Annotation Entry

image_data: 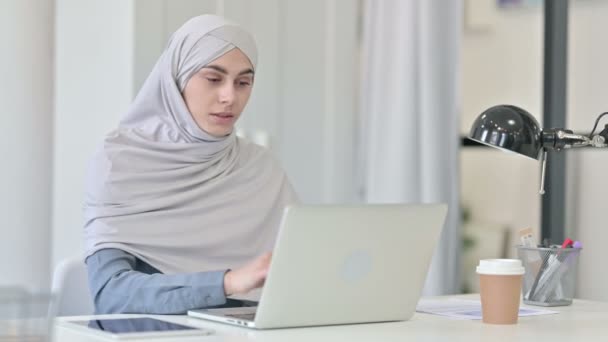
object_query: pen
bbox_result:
[536,239,582,302]
[529,238,567,302]
[518,228,542,300]
[528,249,551,301]
[563,241,582,265]
[557,238,574,263]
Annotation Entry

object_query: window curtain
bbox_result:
[359,0,462,294]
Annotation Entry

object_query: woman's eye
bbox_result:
[206,78,221,83]
[237,80,252,86]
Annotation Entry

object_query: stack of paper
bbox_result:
[416,298,558,320]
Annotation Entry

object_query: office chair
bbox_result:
[51,256,95,316]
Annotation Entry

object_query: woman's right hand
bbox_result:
[223,252,272,296]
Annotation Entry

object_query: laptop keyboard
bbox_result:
[226,313,256,321]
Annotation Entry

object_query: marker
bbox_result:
[561,238,573,249]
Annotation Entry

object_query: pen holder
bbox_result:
[0,287,55,341]
[516,245,581,306]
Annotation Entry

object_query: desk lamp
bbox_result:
[468,105,608,194]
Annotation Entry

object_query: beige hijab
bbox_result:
[83,15,298,274]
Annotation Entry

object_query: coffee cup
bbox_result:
[476,259,525,324]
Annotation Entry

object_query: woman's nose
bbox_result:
[219,84,235,104]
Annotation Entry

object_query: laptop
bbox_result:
[188,203,448,329]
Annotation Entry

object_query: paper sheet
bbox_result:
[416,298,558,320]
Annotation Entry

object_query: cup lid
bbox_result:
[476,259,525,275]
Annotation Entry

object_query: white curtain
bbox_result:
[359,0,462,294]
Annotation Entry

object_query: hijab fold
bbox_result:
[83,15,297,274]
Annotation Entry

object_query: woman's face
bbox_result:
[182,48,254,137]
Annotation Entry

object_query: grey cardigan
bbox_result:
[86,248,228,314]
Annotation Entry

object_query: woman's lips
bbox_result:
[210,112,235,124]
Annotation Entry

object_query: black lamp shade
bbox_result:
[469,105,543,160]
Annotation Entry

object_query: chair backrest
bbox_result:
[51,257,94,316]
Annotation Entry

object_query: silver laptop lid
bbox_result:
[254,203,448,329]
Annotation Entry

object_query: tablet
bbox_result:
[60,317,213,339]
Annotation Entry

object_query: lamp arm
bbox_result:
[542,129,607,150]
[591,126,608,147]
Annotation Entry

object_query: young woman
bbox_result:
[83,15,298,314]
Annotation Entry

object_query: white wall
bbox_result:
[0,0,54,290]
[572,151,608,300]
[567,0,608,301]
[461,0,608,300]
[277,0,359,203]
[461,3,543,259]
[462,6,544,132]
[52,0,134,266]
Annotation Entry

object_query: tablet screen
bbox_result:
[73,317,198,334]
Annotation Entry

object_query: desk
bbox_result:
[54,294,608,342]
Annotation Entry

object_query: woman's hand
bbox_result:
[223,252,272,296]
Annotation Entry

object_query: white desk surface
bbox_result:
[54,294,608,342]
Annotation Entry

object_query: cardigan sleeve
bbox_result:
[85,248,228,314]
